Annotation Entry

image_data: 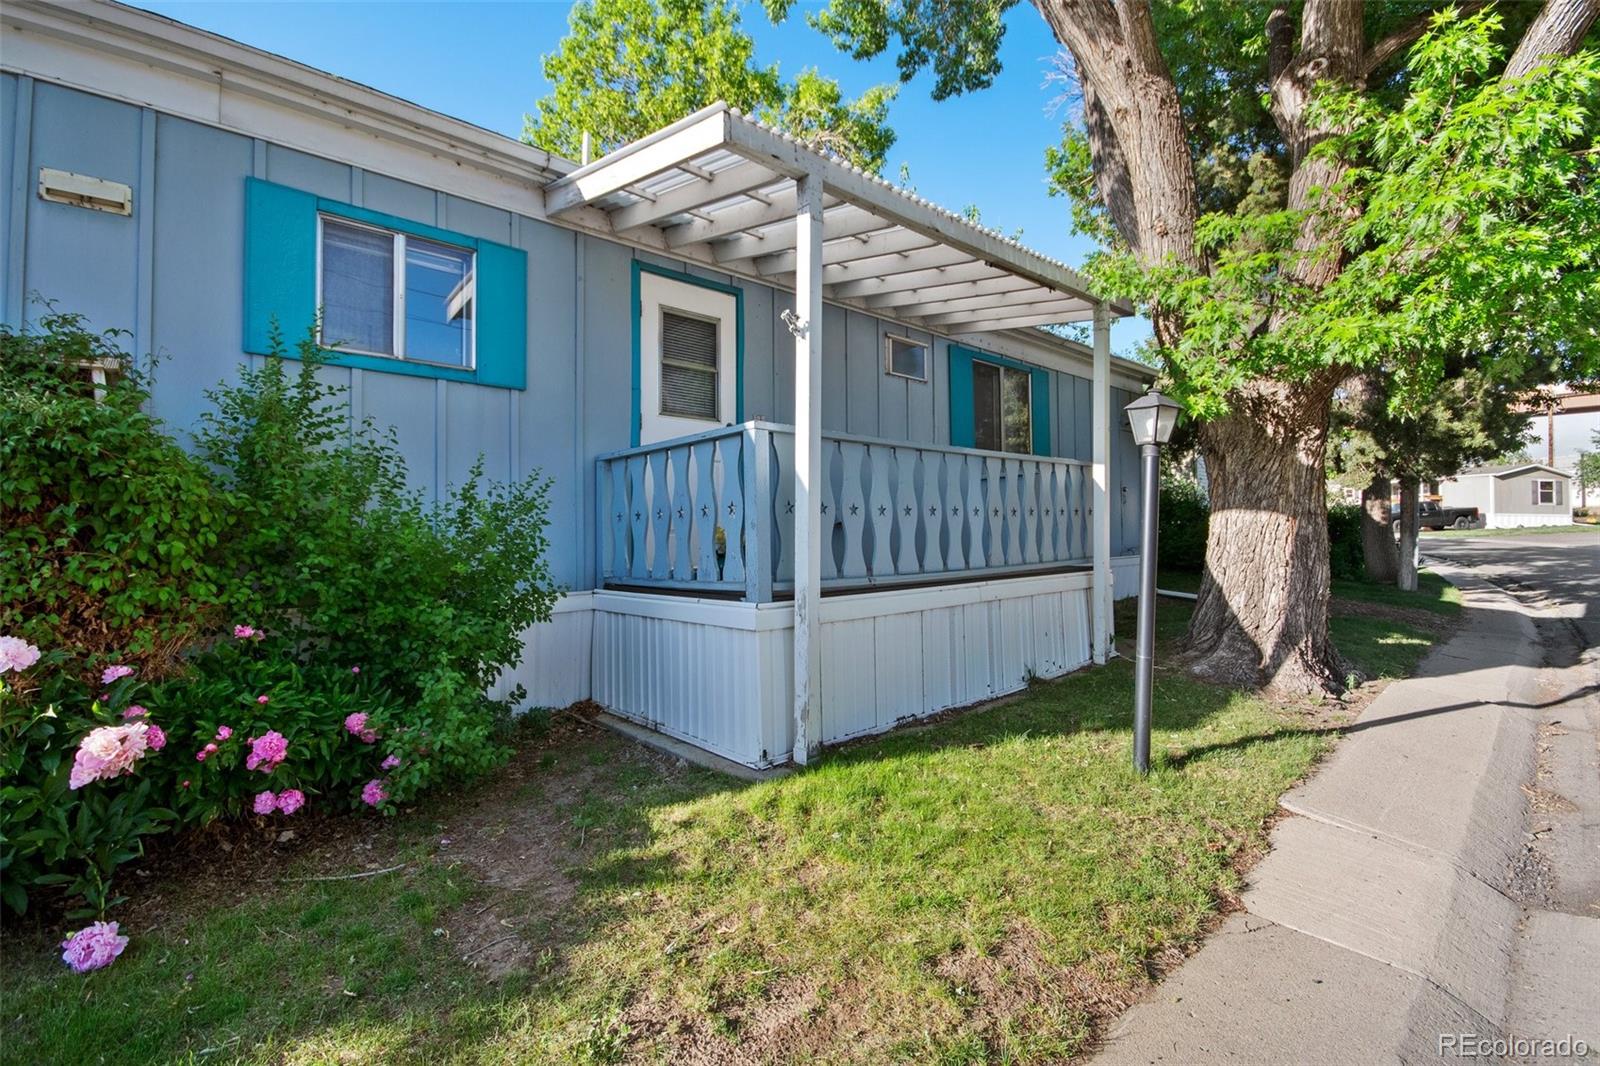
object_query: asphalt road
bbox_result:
[1421,531,1600,654]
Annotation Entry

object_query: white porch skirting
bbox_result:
[1485,513,1573,529]
[498,557,1140,769]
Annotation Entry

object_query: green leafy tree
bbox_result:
[526,0,897,172]
[778,0,1599,693]
[1577,430,1600,507]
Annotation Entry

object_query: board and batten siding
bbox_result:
[2,75,1143,598]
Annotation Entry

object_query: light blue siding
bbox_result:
[0,78,1144,592]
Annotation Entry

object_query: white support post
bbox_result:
[1091,302,1113,664]
[792,171,825,764]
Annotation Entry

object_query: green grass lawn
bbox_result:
[0,583,1454,1066]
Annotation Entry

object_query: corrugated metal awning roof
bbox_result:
[542,103,1123,333]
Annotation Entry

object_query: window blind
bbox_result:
[660,310,719,419]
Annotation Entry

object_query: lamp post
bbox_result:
[1124,389,1183,775]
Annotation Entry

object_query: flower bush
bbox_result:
[2,314,559,934]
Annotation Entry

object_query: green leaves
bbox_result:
[525,0,899,172]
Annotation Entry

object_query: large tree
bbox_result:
[773,0,1599,694]
[526,0,898,172]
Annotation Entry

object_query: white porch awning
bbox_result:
[542,103,1120,333]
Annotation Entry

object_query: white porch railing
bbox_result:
[595,421,1094,601]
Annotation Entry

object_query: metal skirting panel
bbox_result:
[1485,513,1573,529]
[492,595,594,709]
[817,580,1092,746]
[590,598,790,768]
[581,572,1104,768]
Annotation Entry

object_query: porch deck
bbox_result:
[596,421,1096,602]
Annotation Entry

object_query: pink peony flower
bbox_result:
[100,665,134,685]
[196,742,218,762]
[145,724,166,751]
[0,635,42,674]
[277,789,305,815]
[253,791,277,815]
[180,779,191,789]
[60,921,129,973]
[69,724,150,789]
[121,705,149,719]
[245,731,288,773]
[351,666,361,675]
[216,726,233,741]
[380,754,402,771]
[361,779,388,807]
[233,625,257,639]
[344,712,378,743]
[256,695,269,705]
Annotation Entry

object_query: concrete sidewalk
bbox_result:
[1092,563,1599,1065]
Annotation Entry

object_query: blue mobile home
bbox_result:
[3,0,1151,768]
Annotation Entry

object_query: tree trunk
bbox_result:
[1504,0,1600,80]
[1361,475,1398,584]
[1397,479,1420,592]
[1188,381,1344,695]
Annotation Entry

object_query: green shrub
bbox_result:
[1157,471,1210,572]
[0,660,174,918]
[2,317,559,918]
[0,312,230,678]
[191,326,558,803]
[1325,503,1365,581]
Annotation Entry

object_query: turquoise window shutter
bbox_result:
[243,177,317,354]
[1030,367,1051,456]
[948,344,976,448]
[472,239,528,390]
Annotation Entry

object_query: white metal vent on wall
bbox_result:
[38,168,132,216]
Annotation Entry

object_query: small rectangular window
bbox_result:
[659,309,719,419]
[318,215,475,367]
[971,360,1032,454]
[1534,479,1556,505]
[885,335,928,381]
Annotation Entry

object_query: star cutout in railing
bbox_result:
[903,505,913,516]
[877,505,887,516]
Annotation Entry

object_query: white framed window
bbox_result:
[1534,479,1558,505]
[971,359,1032,454]
[885,334,928,381]
[317,215,475,369]
[638,272,738,444]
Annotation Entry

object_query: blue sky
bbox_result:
[131,0,1149,351]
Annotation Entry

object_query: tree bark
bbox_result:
[1188,377,1345,695]
[1361,475,1399,583]
[1396,479,1420,592]
[1504,0,1600,81]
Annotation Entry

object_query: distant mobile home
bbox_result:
[1436,464,1574,529]
[2,0,1151,768]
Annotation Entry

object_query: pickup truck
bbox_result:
[1391,501,1481,530]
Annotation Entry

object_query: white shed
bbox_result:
[1437,463,1574,529]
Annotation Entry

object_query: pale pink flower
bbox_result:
[69,724,149,789]
[233,625,257,639]
[380,754,402,771]
[145,724,167,751]
[253,791,277,815]
[195,742,218,762]
[344,712,377,743]
[245,731,288,773]
[0,636,42,674]
[361,779,388,807]
[351,666,361,675]
[277,789,305,815]
[216,726,233,741]
[60,922,129,972]
[256,695,269,705]
[100,665,134,685]
[121,705,149,719]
